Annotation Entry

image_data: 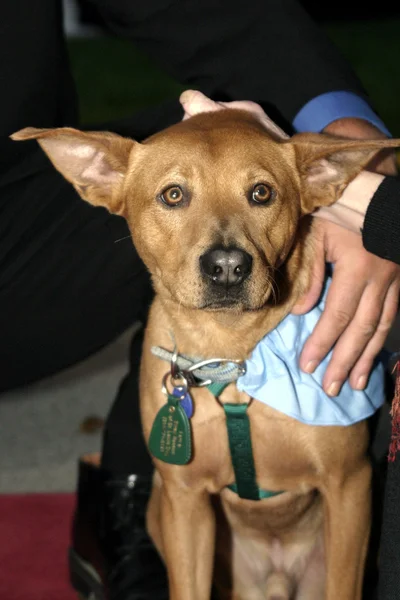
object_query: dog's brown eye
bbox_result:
[160,186,184,206]
[251,183,274,204]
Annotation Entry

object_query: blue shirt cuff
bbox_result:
[292,91,391,137]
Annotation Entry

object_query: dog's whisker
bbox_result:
[114,235,133,244]
[264,272,278,306]
[271,280,279,305]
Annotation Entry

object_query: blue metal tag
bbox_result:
[172,386,193,419]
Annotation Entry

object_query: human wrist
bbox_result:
[338,171,385,213]
[292,92,390,137]
[314,172,385,234]
[323,117,387,140]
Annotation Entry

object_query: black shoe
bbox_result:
[69,454,168,600]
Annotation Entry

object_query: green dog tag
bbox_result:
[148,396,192,465]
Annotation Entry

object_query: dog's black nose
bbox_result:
[200,246,252,287]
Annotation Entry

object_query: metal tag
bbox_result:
[172,385,194,419]
[148,395,192,465]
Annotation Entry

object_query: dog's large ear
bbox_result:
[11,127,137,214]
[289,133,400,214]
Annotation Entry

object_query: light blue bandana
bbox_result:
[237,279,385,426]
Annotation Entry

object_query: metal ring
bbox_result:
[161,371,188,397]
[216,395,253,409]
[170,346,180,379]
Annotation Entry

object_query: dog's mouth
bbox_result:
[197,262,289,312]
[198,280,275,312]
[199,296,248,311]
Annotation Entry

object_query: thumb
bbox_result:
[180,90,223,120]
[291,239,325,315]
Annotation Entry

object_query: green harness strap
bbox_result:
[224,403,260,500]
[207,382,283,502]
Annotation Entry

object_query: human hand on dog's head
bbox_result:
[180,90,289,141]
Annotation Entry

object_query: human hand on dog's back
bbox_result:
[181,91,400,396]
[292,117,399,396]
[292,219,400,396]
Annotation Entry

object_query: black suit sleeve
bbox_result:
[0,0,79,173]
[92,0,369,127]
[362,177,400,265]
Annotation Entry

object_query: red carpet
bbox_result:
[0,493,77,600]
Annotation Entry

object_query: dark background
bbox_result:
[78,1,400,25]
[69,1,400,135]
[301,2,400,21]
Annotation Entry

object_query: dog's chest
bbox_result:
[214,485,324,595]
[142,352,321,494]
[178,386,319,495]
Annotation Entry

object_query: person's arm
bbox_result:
[317,172,400,265]
[292,108,399,396]
[316,171,385,234]
[91,0,371,127]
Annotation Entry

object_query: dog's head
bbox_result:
[12,111,399,312]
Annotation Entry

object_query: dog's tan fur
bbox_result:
[13,111,400,599]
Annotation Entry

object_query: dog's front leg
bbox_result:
[323,460,372,600]
[160,481,216,600]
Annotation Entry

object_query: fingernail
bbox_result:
[327,381,340,397]
[355,375,367,390]
[304,360,318,374]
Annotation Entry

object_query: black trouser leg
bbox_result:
[0,147,152,392]
[378,456,400,599]
[101,327,154,476]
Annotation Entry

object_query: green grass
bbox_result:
[68,18,400,134]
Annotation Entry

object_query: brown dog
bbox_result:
[12,111,400,599]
